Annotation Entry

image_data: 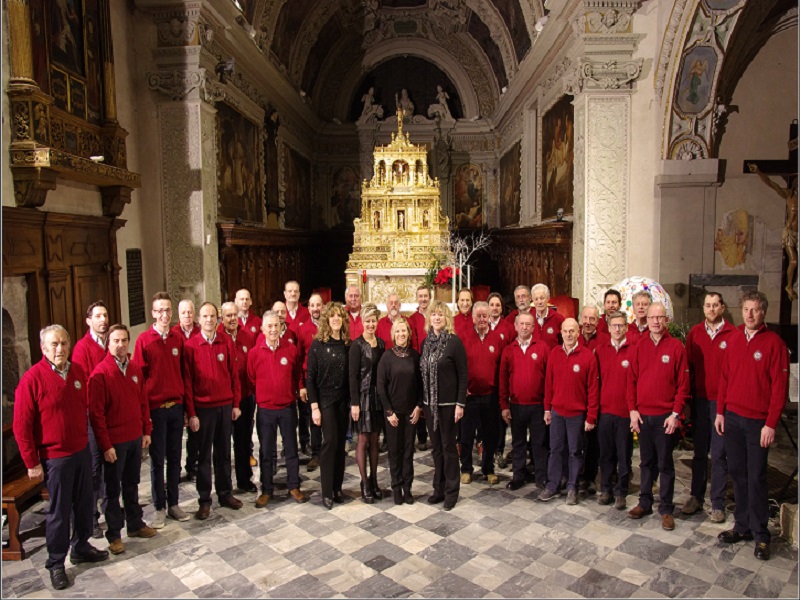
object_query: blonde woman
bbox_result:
[307,302,351,509]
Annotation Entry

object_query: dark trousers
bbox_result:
[149,403,183,510]
[195,404,233,505]
[598,413,633,497]
[298,398,311,448]
[459,395,498,476]
[416,414,428,444]
[638,413,676,515]
[725,411,771,543]
[258,403,301,494]
[42,446,94,570]
[497,415,508,456]
[424,404,460,504]
[86,417,105,526]
[546,410,585,493]
[103,437,145,541]
[510,403,548,485]
[319,401,349,498]
[581,427,599,486]
[185,428,199,474]
[233,395,256,488]
[385,410,416,492]
[690,398,728,510]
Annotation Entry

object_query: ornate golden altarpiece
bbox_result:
[345,110,451,305]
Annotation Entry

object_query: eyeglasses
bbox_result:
[646,315,667,321]
[153,308,172,315]
[608,323,627,329]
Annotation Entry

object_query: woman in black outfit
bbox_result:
[307,302,350,509]
[349,303,385,504]
[377,318,422,505]
[420,300,468,510]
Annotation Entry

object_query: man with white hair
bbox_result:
[345,285,364,339]
[172,299,200,340]
[627,290,651,344]
[531,283,565,348]
[283,280,310,333]
[377,292,416,349]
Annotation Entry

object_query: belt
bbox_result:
[159,401,177,409]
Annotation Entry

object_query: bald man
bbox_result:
[235,289,261,336]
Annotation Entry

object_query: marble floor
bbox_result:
[2,420,797,599]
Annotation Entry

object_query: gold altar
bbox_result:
[345,110,451,305]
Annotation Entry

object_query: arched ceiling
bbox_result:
[243,0,545,122]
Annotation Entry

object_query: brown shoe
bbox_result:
[219,495,243,510]
[289,488,308,504]
[307,457,319,471]
[627,505,653,519]
[255,494,270,508]
[108,539,125,555]
[196,504,211,520]
[128,525,157,538]
[249,455,258,467]
[662,514,675,531]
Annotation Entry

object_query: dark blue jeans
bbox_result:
[257,404,300,494]
[149,403,184,510]
[598,413,633,497]
[690,398,728,510]
[638,413,676,515]
[546,410,585,493]
[103,437,145,541]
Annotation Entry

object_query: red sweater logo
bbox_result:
[74,380,82,389]
[753,351,762,361]
[172,347,179,356]
[217,353,224,361]
[661,355,670,363]
[573,364,580,373]
[719,341,727,349]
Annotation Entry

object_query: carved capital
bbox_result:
[152,2,202,47]
[147,69,210,102]
[582,1,639,34]
[12,166,59,208]
[578,58,643,90]
[101,186,133,218]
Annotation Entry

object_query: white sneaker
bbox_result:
[151,509,166,529]
[168,505,190,522]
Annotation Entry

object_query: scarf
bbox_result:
[421,330,450,432]
[391,344,410,358]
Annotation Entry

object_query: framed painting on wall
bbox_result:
[217,102,263,223]
[541,94,574,220]
[454,163,483,229]
[284,146,312,229]
[500,142,521,228]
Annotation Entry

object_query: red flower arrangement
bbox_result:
[434,266,460,285]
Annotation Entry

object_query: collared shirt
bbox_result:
[225,328,237,344]
[114,356,129,376]
[202,332,217,344]
[637,321,648,332]
[474,327,488,341]
[490,318,502,330]
[48,359,71,380]
[153,323,169,341]
[649,333,665,346]
[535,310,547,327]
[611,337,627,351]
[744,327,757,342]
[562,343,578,356]
[350,310,360,319]
[705,319,725,340]
[239,313,249,327]
[91,331,105,349]
[266,340,279,352]
[179,325,194,339]
[517,337,531,353]
[287,305,298,319]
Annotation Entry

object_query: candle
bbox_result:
[362,270,367,283]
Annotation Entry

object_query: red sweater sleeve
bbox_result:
[88,367,113,452]
[13,369,43,469]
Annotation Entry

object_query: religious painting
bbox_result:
[49,0,85,77]
[500,142,521,228]
[83,0,104,123]
[676,45,718,116]
[714,209,767,270]
[329,166,361,229]
[283,146,312,229]
[217,102,262,223]
[454,163,483,229]
[30,0,50,94]
[541,95,575,220]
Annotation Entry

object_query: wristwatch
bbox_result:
[670,412,680,420]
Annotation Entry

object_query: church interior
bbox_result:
[1,0,798,598]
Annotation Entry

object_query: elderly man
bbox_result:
[89,324,156,555]
[236,288,261,336]
[284,280,310,333]
[407,285,430,353]
[532,283,565,349]
[183,302,243,519]
[298,293,324,466]
[716,291,789,561]
[377,293,416,349]
[132,292,191,527]
[539,318,599,505]
[627,290,651,344]
[499,312,550,490]
[596,289,622,335]
[346,285,364,339]
[627,302,690,531]
[170,299,201,481]
[503,285,533,327]
[682,292,736,522]
[459,301,504,485]
[488,291,513,467]
[579,305,609,351]
[14,325,109,590]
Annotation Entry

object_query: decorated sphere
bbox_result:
[611,276,674,323]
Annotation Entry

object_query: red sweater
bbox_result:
[463,327,504,396]
[182,333,241,416]
[503,308,532,328]
[71,331,106,379]
[407,310,427,352]
[490,318,515,346]
[218,324,256,398]
[580,330,610,351]
[240,313,262,337]
[685,320,738,401]
[626,332,690,416]
[255,326,298,349]
[597,317,609,335]
[595,339,636,418]
[297,320,319,382]
[131,326,185,409]
[376,316,418,350]
[454,312,473,339]
[247,341,302,409]
[499,339,550,410]
[348,312,364,339]
[286,304,311,333]
[544,344,599,423]
[534,308,565,349]
[14,359,89,468]
[717,325,789,429]
[88,353,151,450]
[171,322,200,340]
[626,322,649,345]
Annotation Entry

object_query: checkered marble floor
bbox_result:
[2,431,797,598]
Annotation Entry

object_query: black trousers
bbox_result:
[638,413,676,515]
[510,403,548,486]
[416,414,428,444]
[598,413,633,497]
[385,410,416,492]
[86,417,105,526]
[319,401,349,498]
[149,403,183,510]
[233,394,256,488]
[298,398,311,447]
[195,404,234,505]
[690,398,728,510]
[725,410,771,543]
[496,414,508,456]
[424,404,460,504]
[258,404,301,494]
[581,427,600,486]
[185,428,199,474]
[42,445,94,570]
[546,410,585,493]
[459,395,498,476]
[103,437,145,541]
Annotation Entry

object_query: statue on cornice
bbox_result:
[358,86,384,123]
[428,85,452,120]
[395,89,415,116]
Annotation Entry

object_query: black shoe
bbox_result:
[361,481,375,504]
[91,524,103,539]
[404,491,414,505]
[506,479,525,491]
[322,497,334,510]
[332,490,344,504]
[185,470,196,482]
[238,482,258,493]
[754,542,770,561]
[379,441,388,453]
[428,493,445,505]
[370,476,383,500]
[394,489,404,505]
[718,529,754,544]
[49,568,69,590]
[300,444,309,456]
[69,547,109,564]
[443,500,456,511]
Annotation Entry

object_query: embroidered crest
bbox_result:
[250,326,256,333]
[217,353,225,362]
[531,353,538,361]
[489,345,495,353]
[621,360,630,368]
[547,327,554,335]
[573,364,580,373]
[719,341,727,349]
[662,355,670,364]
[280,357,288,366]
[74,380,82,390]
[172,347,179,356]
[289,339,295,344]
[500,333,505,340]
[132,375,139,384]
[242,346,248,353]
[754,351,763,361]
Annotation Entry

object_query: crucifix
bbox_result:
[744,120,798,325]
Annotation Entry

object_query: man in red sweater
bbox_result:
[503,285,533,327]
[71,300,109,539]
[183,302,243,519]
[626,290,651,344]
[89,324,157,555]
[271,301,299,346]
[532,283,565,348]
[346,284,364,339]
[284,280,310,333]
[596,289,622,335]
[627,302,690,530]
[377,293,417,349]
[14,325,108,590]
[459,301,504,485]
[454,288,474,338]
[499,313,550,490]
[539,318,599,505]
[172,299,200,340]
[715,291,789,561]
[132,292,190,527]
[219,302,257,493]
[489,291,514,468]
[248,311,308,507]
[682,292,736,523]
[298,293,323,466]
[594,311,635,510]
[170,298,201,483]
[407,285,430,352]
[236,288,262,336]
